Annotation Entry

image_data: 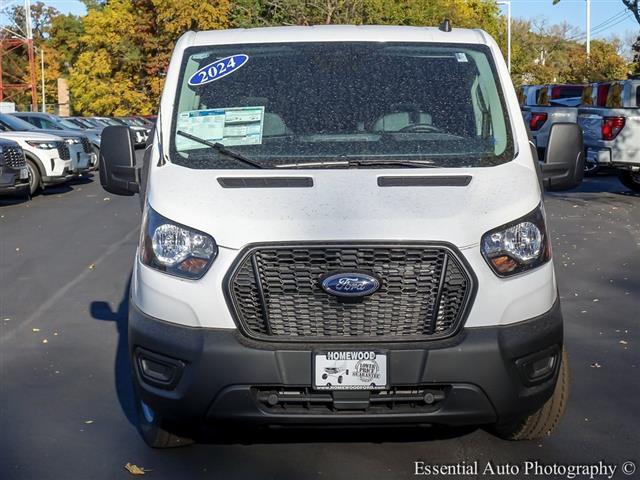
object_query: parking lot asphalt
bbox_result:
[0,170,638,480]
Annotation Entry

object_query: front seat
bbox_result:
[237,96,291,136]
[371,105,433,132]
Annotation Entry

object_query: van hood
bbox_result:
[0,131,63,142]
[147,160,541,250]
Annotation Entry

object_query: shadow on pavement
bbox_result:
[197,424,481,446]
[89,275,137,427]
[560,174,639,197]
[0,192,30,207]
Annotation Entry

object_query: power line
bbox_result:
[569,11,632,41]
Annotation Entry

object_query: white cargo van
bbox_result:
[99,25,582,447]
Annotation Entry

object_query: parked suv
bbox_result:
[0,114,96,175]
[12,111,101,162]
[0,129,72,195]
[99,25,582,448]
[0,138,29,197]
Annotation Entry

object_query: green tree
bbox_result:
[231,0,499,32]
[68,0,231,115]
[565,39,629,82]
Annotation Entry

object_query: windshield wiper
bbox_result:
[275,159,438,169]
[176,130,263,169]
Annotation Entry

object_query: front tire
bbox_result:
[619,171,640,192]
[26,160,41,196]
[92,146,100,171]
[491,349,569,441]
[135,396,194,448]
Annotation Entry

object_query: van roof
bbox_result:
[186,25,491,48]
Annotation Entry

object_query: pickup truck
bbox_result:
[522,84,587,183]
[578,80,640,191]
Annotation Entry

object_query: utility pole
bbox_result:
[25,0,37,110]
[40,46,44,112]
[553,0,591,57]
[498,0,512,72]
[586,0,591,56]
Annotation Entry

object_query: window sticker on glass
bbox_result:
[176,106,264,150]
[188,54,249,86]
[455,52,468,63]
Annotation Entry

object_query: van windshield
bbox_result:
[171,42,514,169]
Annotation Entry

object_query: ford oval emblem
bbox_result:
[321,272,381,298]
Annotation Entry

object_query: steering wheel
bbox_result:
[398,123,440,133]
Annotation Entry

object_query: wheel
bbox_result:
[92,146,100,170]
[490,349,569,441]
[619,171,640,192]
[135,396,194,448]
[584,161,600,176]
[26,159,41,196]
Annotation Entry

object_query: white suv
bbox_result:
[98,25,583,448]
[0,130,72,195]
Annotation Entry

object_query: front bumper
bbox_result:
[130,299,563,427]
[0,166,29,194]
[70,152,93,175]
[42,168,74,186]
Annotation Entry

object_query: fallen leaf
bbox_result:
[124,463,149,475]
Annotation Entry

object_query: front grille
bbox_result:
[2,146,25,168]
[226,244,474,341]
[80,136,92,153]
[56,142,70,160]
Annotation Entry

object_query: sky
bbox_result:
[7,0,640,41]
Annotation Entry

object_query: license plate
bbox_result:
[314,351,388,390]
[19,167,28,180]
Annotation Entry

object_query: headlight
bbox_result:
[65,138,81,145]
[481,205,551,276]
[140,207,217,279]
[26,141,57,149]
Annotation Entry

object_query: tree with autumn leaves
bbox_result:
[0,0,634,115]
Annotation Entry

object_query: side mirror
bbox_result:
[99,126,140,196]
[540,123,584,191]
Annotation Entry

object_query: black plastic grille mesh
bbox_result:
[56,142,70,160]
[2,146,25,168]
[80,136,93,153]
[228,245,472,340]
